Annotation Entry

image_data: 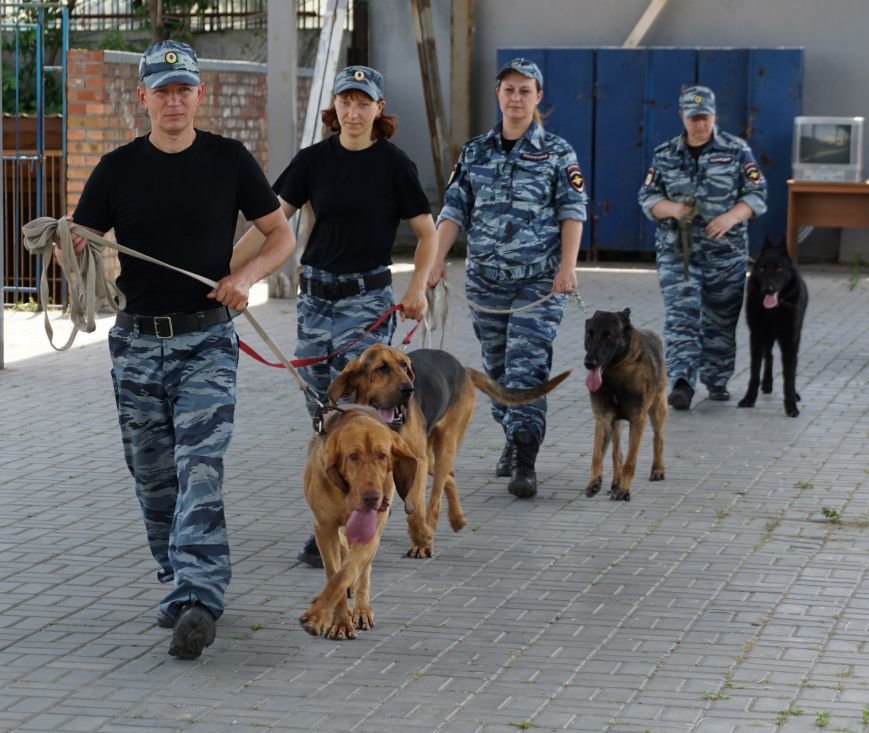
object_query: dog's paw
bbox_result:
[585,477,602,497]
[650,467,665,481]
[785,401,800,418]
[299,607,329,637]
[737,396,755,408]
[406,544,433,559]
[449,513,466,532]
[353,605,375,631]
[610,487,631,501]
[316,606,356,640]
[761,381,773,394]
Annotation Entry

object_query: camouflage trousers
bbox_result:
[296,265,396,416]
[109,319,238,621]
[656,239,747,390]
[466,264,566,443]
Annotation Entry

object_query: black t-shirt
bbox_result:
[687,140,711,160]
[273,135,431,273]
[500,135,518,154]
[73,130,279,315]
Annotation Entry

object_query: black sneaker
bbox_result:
[667,378,694,411]
[297,534,323,568]
[168,602,216,660]
[708,386,730,401]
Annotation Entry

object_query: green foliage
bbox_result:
[2,21,64,115]
[97,29,139,52]
[131,0,218,41]
[815,709,830,728]
[821,507,842,523]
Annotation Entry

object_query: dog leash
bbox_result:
[440,278,590,319]
[239,304,420,366]
[419,280,449,350]
[21,216,319,403]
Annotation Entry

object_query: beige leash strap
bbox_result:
[441,278,559,315]
[21,216,311,394]
[419,279,449,349]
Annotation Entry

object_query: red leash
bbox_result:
[238,305,418,368]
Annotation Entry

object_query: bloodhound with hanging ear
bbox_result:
[299,405,418,640]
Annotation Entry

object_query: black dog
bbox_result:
[738,243,809,417]
[584,309,667,501]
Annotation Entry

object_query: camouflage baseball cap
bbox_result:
[679,85,716,117]
[497,58,543,87]
[138,40,200,89]
[333,65,384,100]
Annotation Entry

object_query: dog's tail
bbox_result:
[466,368,571,405]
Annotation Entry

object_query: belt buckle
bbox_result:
[153,316,174,338]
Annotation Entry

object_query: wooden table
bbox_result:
[786,179,869,262]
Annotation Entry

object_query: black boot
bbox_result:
[296,534,323,568]
[507,430,539,498]
[495,441,513,477]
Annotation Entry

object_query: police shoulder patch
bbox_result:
[566,163,584,193]
[447,162,461,186]
[643,167,655,188]
[743,162,763,182]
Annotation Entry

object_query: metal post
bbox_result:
[266,0,296,185]
[1,30,4,370]
[266,0,299,298]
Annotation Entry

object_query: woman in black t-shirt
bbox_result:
[233,65,437,567]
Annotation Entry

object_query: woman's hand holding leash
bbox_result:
[426,261,447,288]
[552,265,577,294]
[398,282,427,321]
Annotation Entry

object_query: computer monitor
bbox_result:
[792,116,865,182]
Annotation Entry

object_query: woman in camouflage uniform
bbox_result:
[639,85,767,411]
[430,58,588,499]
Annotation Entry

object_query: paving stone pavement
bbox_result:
[1,261,868,733]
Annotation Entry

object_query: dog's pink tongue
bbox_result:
[586,367,603,392]
[376,408,393,423]
[763,292,779,309]
[345,509,378,544]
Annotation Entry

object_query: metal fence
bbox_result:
[50,0,353,33]
[2,2,68,307]
[2,150,65,306]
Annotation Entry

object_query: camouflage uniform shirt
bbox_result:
[639,128,767,250]
[438,121,587,269]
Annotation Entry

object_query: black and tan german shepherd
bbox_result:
[583,309,667,501]
[738,242,809,417]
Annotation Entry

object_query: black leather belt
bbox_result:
[115,307,232,338]
[299,271,392,301]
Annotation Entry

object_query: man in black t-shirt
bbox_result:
[67,40,293,660]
